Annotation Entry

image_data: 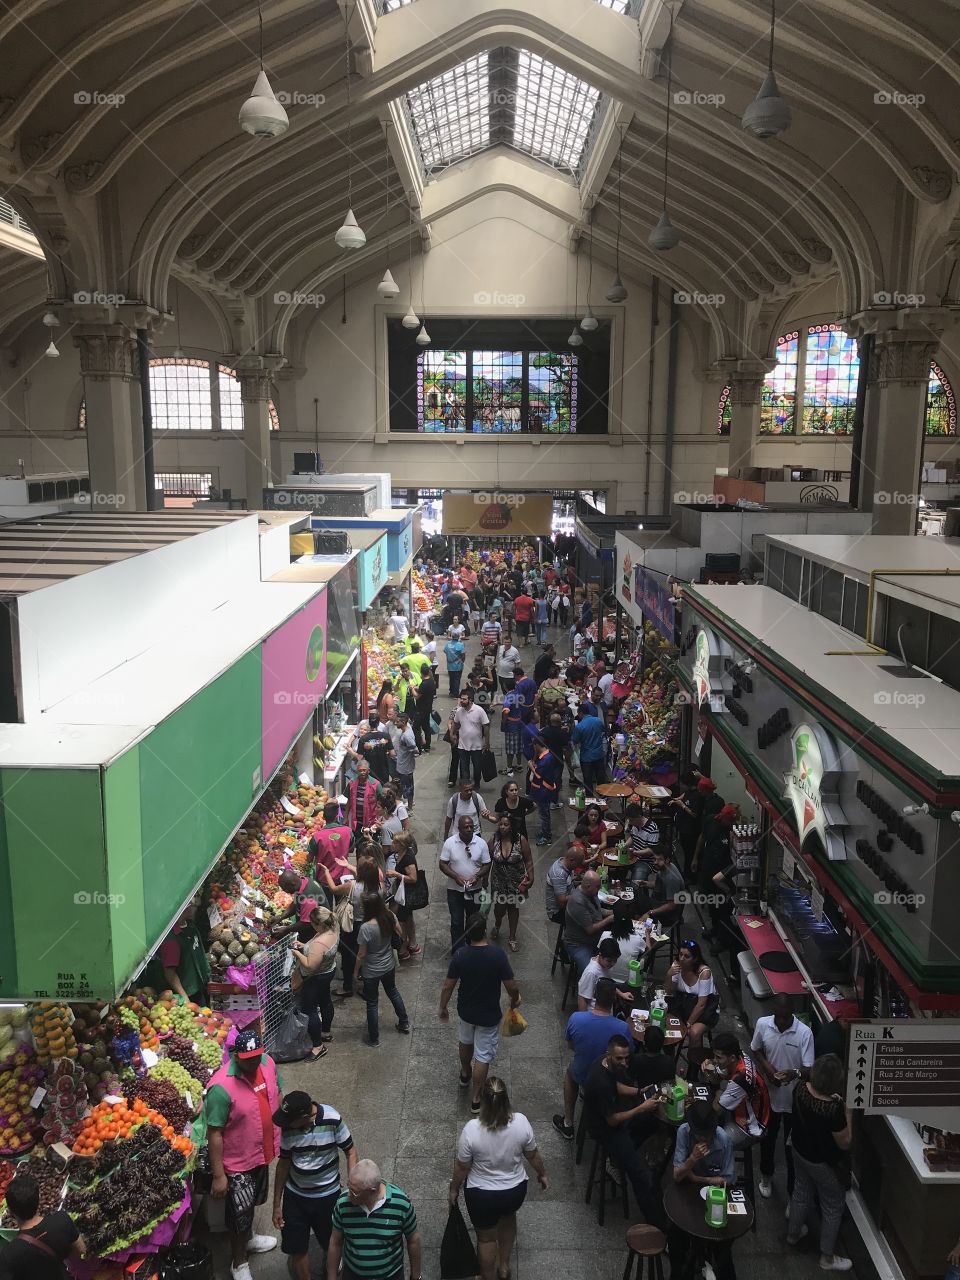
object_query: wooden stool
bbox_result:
[575,1102,588,1165]
[551,921,568,976]
[584,1135,630,1226]
[736,1141,757,1233]
[622,1224,667,1280]
[561,959,577,1010]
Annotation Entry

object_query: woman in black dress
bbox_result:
[494,779,536,839]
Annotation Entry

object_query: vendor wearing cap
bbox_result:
[205,1028,285,1280]
[272,1091,358,1280]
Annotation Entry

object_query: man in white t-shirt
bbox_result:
[495,639,521,693]
[443,780,493,840]
[389,610,409,642]
[751,996,814,1198]
[452,689,490,787]
[439,816,491,950]
[597,670,615,706]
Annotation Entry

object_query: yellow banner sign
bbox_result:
[442,493,554,536]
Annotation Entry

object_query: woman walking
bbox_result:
[786,1054,853,1272]
[534,592,549,646]
[289,906,339,1060]
[489,814,534,952]
[387,831,422,959]
[450,1077,548,1280]
[336,856,381,1000]
[666,940,720,1049]
[375,678,396,722]
[355,893,411,1047]
[493,780,535,840]
[415,666,437,752]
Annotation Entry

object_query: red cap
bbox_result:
[697,777,717,792]
[717,804,738,824]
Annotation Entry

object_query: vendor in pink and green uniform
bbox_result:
[205,1027,285,1280]
[143,902,210,1005]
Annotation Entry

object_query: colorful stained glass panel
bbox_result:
[802,324,859,434]
[418,350,467,431]
[760,331,799,434]
[529,352,577,432]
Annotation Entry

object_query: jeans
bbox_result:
[396,771,415,805]
[597,1126,662,1226]
[363,968,409,1044]
[458,747,484,785]
[536,621,548,644]
[300,971,335,1046]
[565,941,594,977]
[534,794,552,840]
[339,925,360,993]
[788,1151,846,1256]
[760,1109,794,1188]
[449,669,463,697]
[448,742,460,785]
[447,887,479,951]
[418,703,434,749]
[580,757,608,793]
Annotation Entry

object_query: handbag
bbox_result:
[334,896,355,932]
[393,877,406,907]
[440,1202,479,1280]
[431,710,442,730]
[290,963,304,993]
[406,868,430,911]
[480,748,498,783]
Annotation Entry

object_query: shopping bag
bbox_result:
[440,1202,479,1279]
[480,748,498,783]
[501,1006,528,1038]
[393,877,406,907]
[406,868,430,911]
[431,710,442,730]
[271,1007,313,1063]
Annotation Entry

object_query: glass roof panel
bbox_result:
[405,54,490,170]
[513,50,601,171]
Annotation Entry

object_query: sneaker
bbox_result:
[470,1097,482,1113]
[396,1022,411,1034]
[786,1225,809,1246]
[506,769,515,778]
[365,1038,380,1048]
[247,1235,278,1254]
[819,1258,852,1272]
[758,1175,773,1198]
[536,836,550,846]
[231,1265,254,1280]
[552,1114,575,1140]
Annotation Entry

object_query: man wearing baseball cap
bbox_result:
[204,1028,285,1280]
[272,1092,357,1280]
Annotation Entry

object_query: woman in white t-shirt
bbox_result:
[450,1077,549,1280]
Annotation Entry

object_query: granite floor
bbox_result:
[200,622,867,1280]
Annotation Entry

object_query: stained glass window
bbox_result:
[717,383,732,435]
[760,331,799,434]
[218,365,281,431]
[529,352,577,433]
[926,362,957,435]
[802,323,859,434]
[418,351,467,432]
[473,350,523,432]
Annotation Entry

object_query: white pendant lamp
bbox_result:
[568,326,584,347]
[335,208,366,250]
[44,339,59,358]
[401,305,420,329]
[42,310,59,329]
[605,273,628,304]
[377,269,400,298]
[606,127,628,302]
[742,0,791,138]
[239,68,289,137]
[581,305,598,332]
[649,17,681,253]
[415,323,431,346]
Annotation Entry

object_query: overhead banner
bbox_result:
[442,492,553,536]
[636,565,676,642]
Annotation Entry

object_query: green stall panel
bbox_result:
[102,747,147,994]
[0,767,113,1000]
[0,777,17,996]
[138,651,261,946]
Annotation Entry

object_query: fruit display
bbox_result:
[412,567,441,621]
[161,1035,211,1088]
[611,645,681,778]
[0,1151,66,1225]
[149,1058,202,1102]
[0,1160,17,1200]
[0,1044,45,1155]
[40,1059,89,1147]
[0,1006,29,1062]
[30,1003,78,1063]
[123,1076,193,1132]
[71,1097,166,1155]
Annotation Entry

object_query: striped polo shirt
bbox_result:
[279,1106,354,1199]
[331,1183,417,1276]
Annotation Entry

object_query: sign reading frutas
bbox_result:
[782,722,849,860]
[441,492,554,536]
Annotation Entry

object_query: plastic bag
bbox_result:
[501,1007,528,1038]
[271,1007,313,1063]
[159,1242,213,1278]
[440,1202,479,1279]
[393,877,406,907]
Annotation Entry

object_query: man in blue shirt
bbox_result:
[513,666,538,724]
[673,1101,736,1185]
[571,704,608,793]
[554,978,624,1139]
[500,687,524,776]
[444,636,466,697]
[528,738,561,846]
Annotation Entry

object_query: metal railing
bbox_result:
[0,198,31,234]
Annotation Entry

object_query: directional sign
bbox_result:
[846,1021,960,1125]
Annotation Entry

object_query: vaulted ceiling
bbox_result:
[0,0,957,362]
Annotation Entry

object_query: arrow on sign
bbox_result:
[855,1083,865,1096]
[853,1095,864,1107]
[856,1070,866,1081]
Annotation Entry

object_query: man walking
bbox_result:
[528,736,561,846]
[444,633,466,697]
[571,703,608,794]
[500,684,524,776]
[562,870,614,976]
[751,996,814,1198]
[439,913,521,1111]
[272,1092,357,1280]
[327,1160,421,1280]
[393,711,418,808]
[205,1028,284,1280]
[439,815,491,950]
[451,688,490,786]
[513,589,534,645]
[443,779,492,840]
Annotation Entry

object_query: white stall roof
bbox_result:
[876,572,960,625]
[691,584,960,778]
[764,533,960,583]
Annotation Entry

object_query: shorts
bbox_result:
[280,1187,337,1255]
[225,1164,269,1236]
[458,1018,501,1064]
[516,619,530,638]
[471,609,481,622]
[503,730,521,756]
[464,1180,528,1230]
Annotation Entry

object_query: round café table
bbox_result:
[597,781,635,817]
[662,1179,754,1280]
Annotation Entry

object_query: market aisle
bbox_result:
[202,623,845,1280]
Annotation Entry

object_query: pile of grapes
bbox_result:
[123,1076,192,1132]
[148,1058,202,1102]
[0,1154,65,1226]
[160,1036,211,1088]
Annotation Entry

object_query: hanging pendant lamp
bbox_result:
[569,244,583,345]
[606,127,629,302]
[568,326,584,347]
[42,310,59,329]
[239,9,289,137]
[334,9,365,249]
[377,269,399,299]
[649,19,681,253]
[376,127,400,299]
[44,339,59,358]
[415,323,431,346]
[402,304,420,329]
[742,0,792,138]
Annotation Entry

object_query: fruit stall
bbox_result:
[610,630,681,785]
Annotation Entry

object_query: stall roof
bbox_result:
[0,511,251,596]
[269,555,355,584]
[253,511,311,534]
[618,529,694,553]
[876,572,960,625]
[689,583,960,783]
[312,507,416,530]
[764,533,960,583]
[0,578,324,767]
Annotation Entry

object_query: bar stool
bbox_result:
[736,1141,757,1233]
[622,1224,667,1280]
[584,1134,630,1226]
[561,959,578,1010]
[551,920,568,975]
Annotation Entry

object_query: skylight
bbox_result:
[514,51,601,170]
[406,54,490,170]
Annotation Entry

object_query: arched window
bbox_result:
[79,357,280,431]
[717,327,956,436]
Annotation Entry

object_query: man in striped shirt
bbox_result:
[327,1160,421,1280]
[272,1092,357,1280]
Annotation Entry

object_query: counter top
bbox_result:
[736,913,806,994]
[885,1115,960,1184]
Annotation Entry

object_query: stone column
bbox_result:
[235,356,282,509]
[868,326,941,534]
[726,361,775,477]
[73,325,142,511]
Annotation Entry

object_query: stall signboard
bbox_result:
[847,1022,960,1125]
[783,722,851,861]
[357,533,388,609]
[692,626,729,710]
[621,550,633,604]
[443,492,553,536]
[387,515,414,574]
[261,589,328,780]
[636,565,676,642]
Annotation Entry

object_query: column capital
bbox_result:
[869,329,941,388]
[726,359,777,406]
[232,353,286,403]
[73,326,136,382]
